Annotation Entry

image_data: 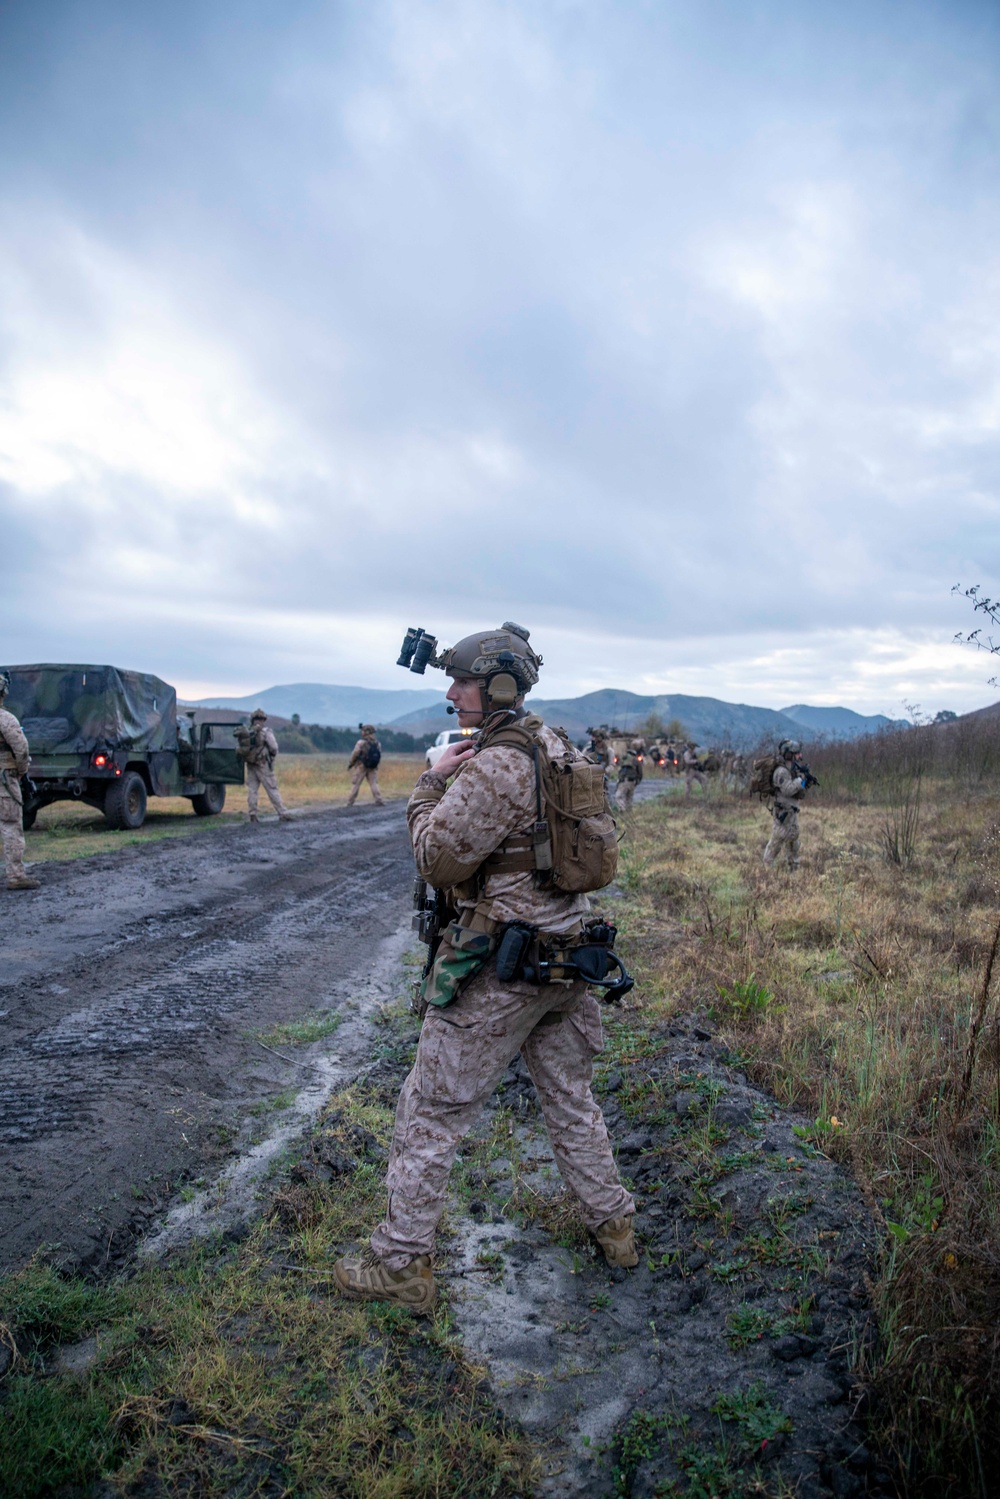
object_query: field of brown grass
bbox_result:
[25,754,426,862]
[617,773,1000,1493]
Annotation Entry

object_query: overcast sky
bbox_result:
[1,0,998,714]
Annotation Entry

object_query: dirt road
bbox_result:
[0,804,414,1274]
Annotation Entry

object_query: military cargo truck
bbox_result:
[1,664,245,831]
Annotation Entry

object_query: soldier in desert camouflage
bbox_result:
[0,672,40,890]
[762,739,810,870]
[683,741,708,799]
[334,623,636,1313]
[237,709,292,824]
[615,739,643,813]
[346,723,385,806]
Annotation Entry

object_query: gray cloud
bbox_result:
[0,0,998,711]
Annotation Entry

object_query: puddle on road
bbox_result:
[141,920,413,1258]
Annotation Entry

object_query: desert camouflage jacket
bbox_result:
[349,736,378,768]
[407,721,590,936]
[248,726,279,768]
[0,707,29,779]
[771,763,806,812]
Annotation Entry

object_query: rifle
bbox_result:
[793,758,820,790]
[412,875,448,979]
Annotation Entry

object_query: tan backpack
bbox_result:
[749,754,779,798]
[479,714,619,893]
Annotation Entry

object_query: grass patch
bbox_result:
[613,766,1000,1493]
[256,1009,344,1048]
[0,1084,534,1499]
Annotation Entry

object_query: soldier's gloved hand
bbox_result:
[432,742,476,779]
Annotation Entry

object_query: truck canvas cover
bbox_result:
[1,665,178,755]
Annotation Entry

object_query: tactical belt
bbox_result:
[487,915,634,1002]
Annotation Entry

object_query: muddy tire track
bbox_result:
[0,805,414,1274]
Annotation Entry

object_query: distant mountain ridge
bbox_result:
[781,704,906,736]
[386,689,901,747]
[182,682,442,725]
[184,681,909,749]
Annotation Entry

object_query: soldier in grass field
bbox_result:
[615,739,643,813]
[0,672,41,890]
[683,741,708,799]
[762,738,813,871]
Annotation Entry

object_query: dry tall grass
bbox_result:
[619,773,1000,1494]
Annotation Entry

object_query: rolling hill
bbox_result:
[183,683,442,725]
[185,681,918,749]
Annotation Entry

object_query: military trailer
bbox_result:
[1,664,244,831]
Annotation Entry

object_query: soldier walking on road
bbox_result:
[0,672,40,890]
[334,622,637,1313]
[762,739,814,871]
[683,742,707,799]
[346,724,385,806]
[238,709,292,824]
[615,740,643,813]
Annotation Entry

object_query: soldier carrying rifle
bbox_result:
[759,738,819,871]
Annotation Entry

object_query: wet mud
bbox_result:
[0,803,413,1275]
[442,1014,887,1498]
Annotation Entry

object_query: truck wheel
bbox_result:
[191,783,226,816]
[104,771,148,830]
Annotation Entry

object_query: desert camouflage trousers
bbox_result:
[371,967,634,1269]
[763,807,800,869]
[347,766,384,806]
[246,764,288,816]
[615,778,636,812]
[0,792,26,881]
[685,768,707,798]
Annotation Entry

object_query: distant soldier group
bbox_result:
[584,716,817,870]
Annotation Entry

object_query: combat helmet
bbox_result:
[778,739,801,758]
[438,622,542,712]
[251,708,267,722]
[360,723,376,736]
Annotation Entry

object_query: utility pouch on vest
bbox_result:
[495,921,535,983]
[421,920,495,1009]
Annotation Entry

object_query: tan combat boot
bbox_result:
[333,1248,436,1315]
[248,812,259,824]
[6,875,41,891]
[594,1215,639,1268]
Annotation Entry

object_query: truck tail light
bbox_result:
[93,753,108,768]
